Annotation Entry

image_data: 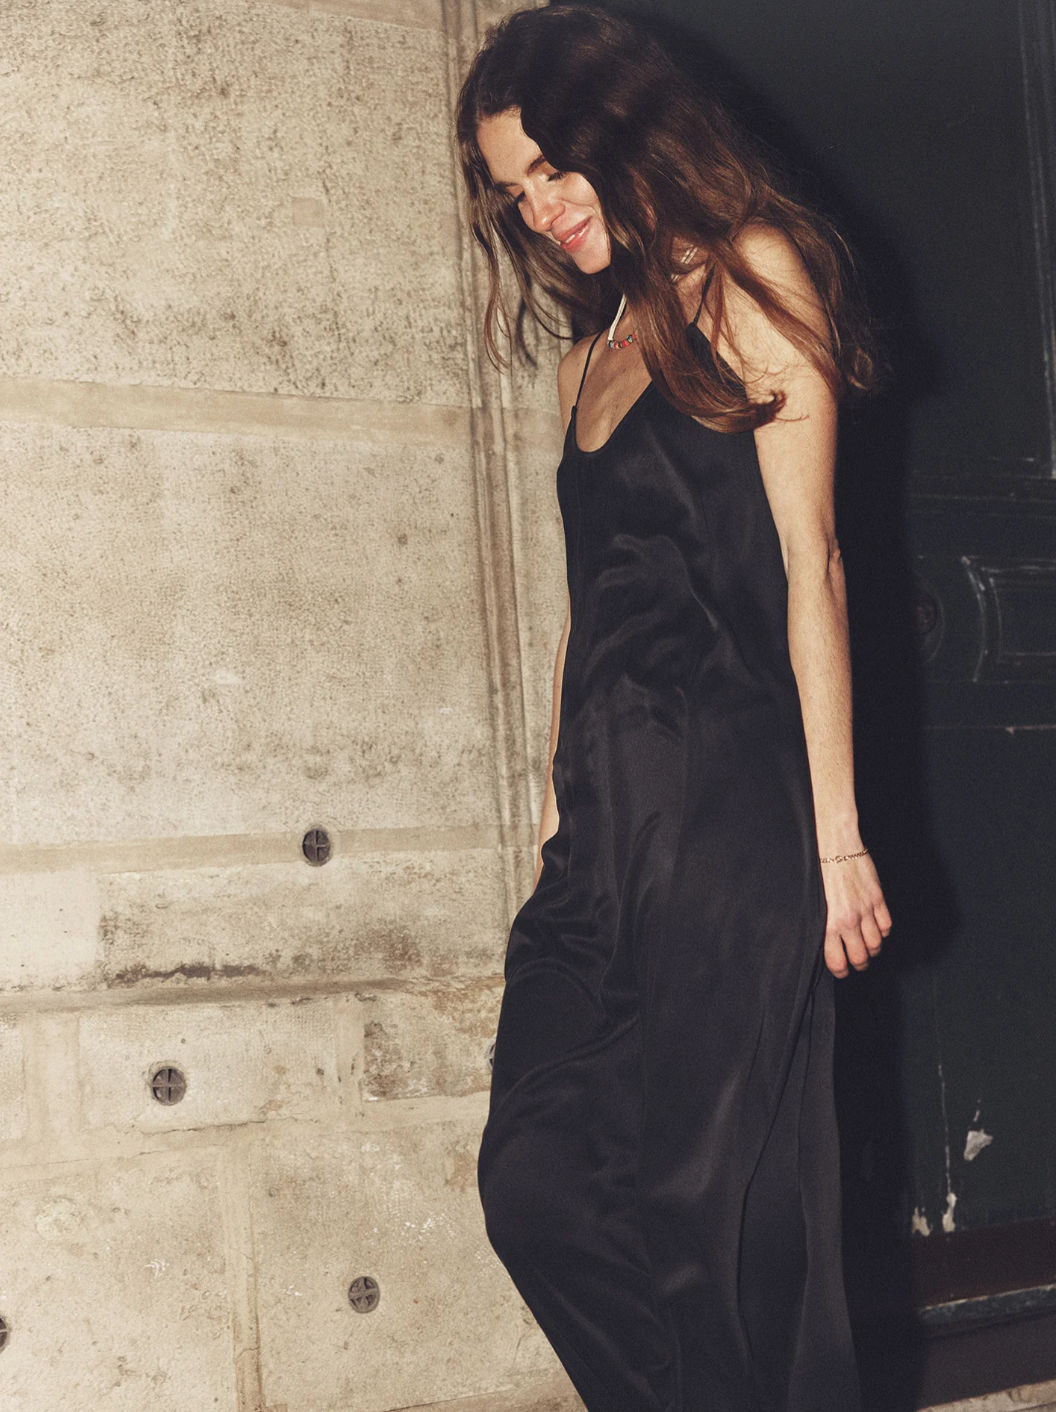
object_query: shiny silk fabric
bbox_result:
[478,327,862,1412]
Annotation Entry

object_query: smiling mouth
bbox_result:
[556,217,592,252]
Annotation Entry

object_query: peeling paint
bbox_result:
[911,1207,932,1237]
[933,979,956,1232]
[942,1190,958,1234]
[964,1104,994,1163]
[965,1128,994,1162]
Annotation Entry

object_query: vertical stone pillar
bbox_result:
[442,0,566,915]
[0,0,572,1408]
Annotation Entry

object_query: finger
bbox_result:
[824,931,849,979]
[840,925,871,971]
[861,913,884,957]
[874,897,893,936]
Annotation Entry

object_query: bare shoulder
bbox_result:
[739,220,813,275]
[705,222,828,385]
[557,333,598,428]
[728,221,823,322]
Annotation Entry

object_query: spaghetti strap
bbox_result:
[574,331,605,410]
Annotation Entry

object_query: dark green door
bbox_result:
[564,0,1056,1345]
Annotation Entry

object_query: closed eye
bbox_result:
[499,168,565,206]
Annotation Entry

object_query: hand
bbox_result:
[821,851,891,978]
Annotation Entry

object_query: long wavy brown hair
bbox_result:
[456,4,878,432]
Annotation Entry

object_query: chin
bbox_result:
[572,244,612,275]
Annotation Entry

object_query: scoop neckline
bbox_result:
[569,315,717,456]
[570,380,656,457]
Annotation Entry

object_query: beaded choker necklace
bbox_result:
[607,248,700,352]
[606,294,636,350]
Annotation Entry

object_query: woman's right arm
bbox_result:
[534,337,593,884]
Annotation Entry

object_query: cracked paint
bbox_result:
[964,1105,994,1163]
[964,1128,993,1162]
[942,1190,958,1234]
[933,977,957,1232]
[911,1207,932,1237]
[960,1101,993,1157]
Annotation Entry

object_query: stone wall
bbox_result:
[0,2,579,1408]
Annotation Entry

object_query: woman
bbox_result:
[457,8,891,1410]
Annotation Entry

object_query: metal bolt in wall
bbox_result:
[348,1276,381,1313]
[150,1066,187,1105]
[302,827,332,866]
[0,1314,9,1351]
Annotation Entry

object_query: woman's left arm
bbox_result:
[708,225,892,978]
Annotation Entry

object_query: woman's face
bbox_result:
[477,109,611,274]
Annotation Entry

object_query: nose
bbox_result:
[522,185,562,234]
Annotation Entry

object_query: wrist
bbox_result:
[815,810,861,858]
[819,846,869,865]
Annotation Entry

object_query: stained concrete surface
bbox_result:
[0,1020,27,1142]
[0,0,574,1407]
[360,979,503,1099]
[0,1156,237,1411]
[92,849,511,990]
[250,1122,560,1411]
[0,423,494,846]
[0,0,468,405]
[921,1379,1056,1411]
[79,996,343,1130]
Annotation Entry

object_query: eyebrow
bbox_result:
[494,154,549,190]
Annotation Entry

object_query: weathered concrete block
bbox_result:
[97,849,507,989]
[0,1154,236,1410]
[400,1375,584,1412]
[0,1017,27,1141]
[269,0,443,32]
[0,0,467,405]
[79,997,341,1131]
[360,979,502,1100]
[0,870,100,990]
[0,424,493,846]
[251,1122,559,1412]
[504,323,566,414]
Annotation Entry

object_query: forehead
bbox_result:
[477,108,544,186]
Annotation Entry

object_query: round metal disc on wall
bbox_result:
[150,1066,187,1105]
[348,1275,381,1313]
[301,827,332,866]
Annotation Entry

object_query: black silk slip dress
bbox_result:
[478,324,861,1412]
